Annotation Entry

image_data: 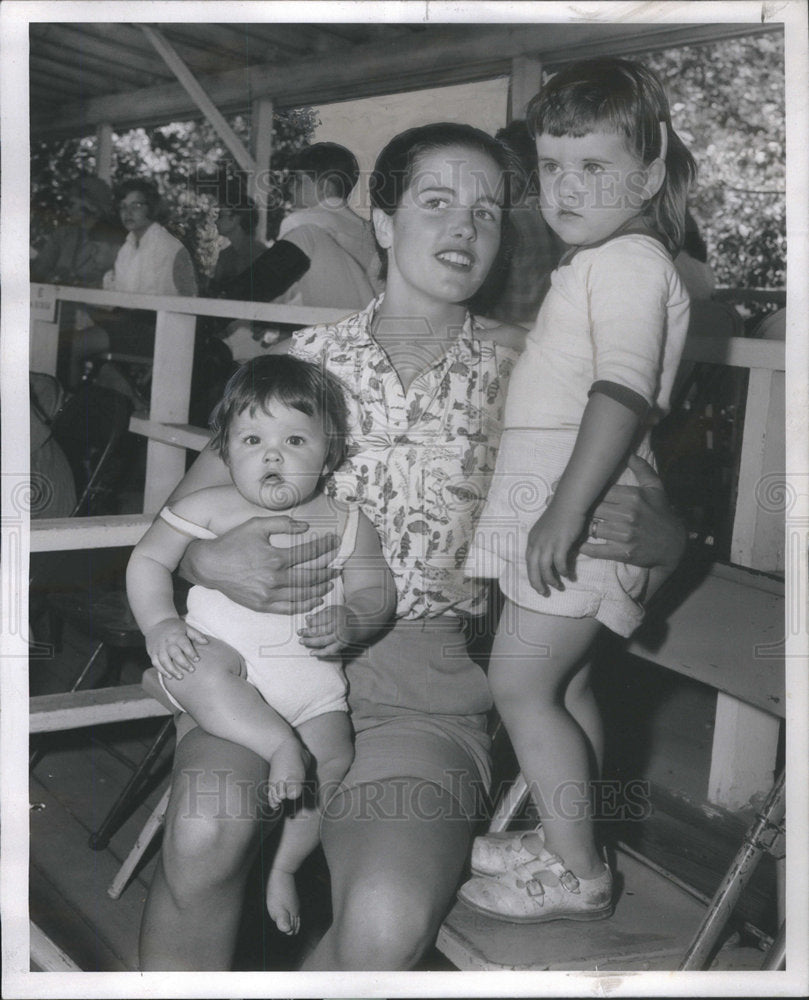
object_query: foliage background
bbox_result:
[30,31,785,295]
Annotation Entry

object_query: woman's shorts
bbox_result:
[335,618,494,823]
[467,428,649,637]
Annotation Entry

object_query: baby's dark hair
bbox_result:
[209,355,349,472]
[527,57,697,253]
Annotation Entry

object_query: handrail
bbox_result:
[30,282,352,327]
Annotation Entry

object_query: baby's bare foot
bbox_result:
[266,738,311,809]
[266,867,300,935]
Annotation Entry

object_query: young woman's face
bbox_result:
[375,144,505,307]
[536,130,653,247]
[226,401,330,511]
[118,191,153,238]
[214,205,240,238]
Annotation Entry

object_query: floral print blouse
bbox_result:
[290,297,518,619]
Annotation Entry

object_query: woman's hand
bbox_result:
[579,455,686,570]
[145,618,208,680]
[526,503,586,597]
[179,515,341,614]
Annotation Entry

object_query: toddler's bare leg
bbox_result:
[488,599,603,878]
[159,637,309,801]
[265,711,353,935]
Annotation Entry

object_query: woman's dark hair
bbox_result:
[219,181,260,235]
[287,142,360,201]
[527,57,697,253]
[369,122,521,310]
[115,178,163,222]
[209,355,349,473]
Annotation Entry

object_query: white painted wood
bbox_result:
[707,695,780,811]
[250,96,274,243]
[96,122,113,183]
[509,54,542,120]
[682,335,784,370]
[29,921,82,971]
[29,318,59,376]
[108,785,171,900]
[139,25,257,176]
[29,684,170,734]
[143,310,197,512]
[29,514,152,552]
[30,283,347,326]
[731,369,785,572]
[128,415,210,452]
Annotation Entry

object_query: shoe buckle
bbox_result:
[559,869,580,894]
[526,878,545,900]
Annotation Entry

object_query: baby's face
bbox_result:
[226,401,329,510]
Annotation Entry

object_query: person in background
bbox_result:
[275,142,379,309]
[489,120,566,327]
[31,175,120,287]
[104,178,198,298]
[208,192,269,296]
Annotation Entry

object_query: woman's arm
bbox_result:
[298,511,397,657]
[174,445,341,613]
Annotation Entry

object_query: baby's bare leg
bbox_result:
[159,637,309,801]
[265,711,354,935]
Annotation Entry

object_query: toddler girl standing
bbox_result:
[461,57,695,922]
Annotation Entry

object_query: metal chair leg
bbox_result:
[678,770,785,970]
[88,716,174,850]
[761,921,786,970]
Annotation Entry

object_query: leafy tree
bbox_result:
[642,32,786,295]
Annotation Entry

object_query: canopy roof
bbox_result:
[29,19,780,138]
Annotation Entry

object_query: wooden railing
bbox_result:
[29,285,786,812]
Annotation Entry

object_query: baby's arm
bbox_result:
[527,392,640,596]
[126,511,209,679]
[298,511,397,659]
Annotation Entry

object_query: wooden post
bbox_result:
[250,97,274,244]
[96,122,113,183]
[731,368,786,572]
[708,696,779,811]
[509,55,543,121]
[143,309,197,512]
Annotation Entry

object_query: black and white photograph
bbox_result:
[2,1,808,996]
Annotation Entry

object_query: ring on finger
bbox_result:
[590,518,600,539]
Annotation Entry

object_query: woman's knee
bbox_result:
[330,874,441,969]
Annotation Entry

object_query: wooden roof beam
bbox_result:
[139,24,256,176]
[31,21,781,138]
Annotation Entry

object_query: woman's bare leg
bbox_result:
[301,779,473,970]
[138,718,272,970]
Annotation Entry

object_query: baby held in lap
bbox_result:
[127,356,396,933]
